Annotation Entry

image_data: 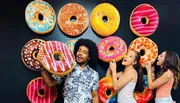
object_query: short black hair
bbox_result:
[74,38,98,69]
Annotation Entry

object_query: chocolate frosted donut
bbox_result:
[21,39,45,71]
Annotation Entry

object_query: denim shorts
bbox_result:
[155,96,174,103]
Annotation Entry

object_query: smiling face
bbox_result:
[156,51,166,66]
[76,45,89,65]
[122,50,137,66]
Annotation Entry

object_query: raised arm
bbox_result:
[106,66,123,78]
[109,61,134,91]
[40,67,57,87]
[37,52,57,87]
[144,62,170,89]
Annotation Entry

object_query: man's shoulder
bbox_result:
[87,67,99,76]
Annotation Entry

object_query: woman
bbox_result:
[107,50,144,103]
[144,51,180,103]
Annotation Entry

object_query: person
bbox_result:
[106,50,144,103]
[144,51,180,103]
[37,38,99,103]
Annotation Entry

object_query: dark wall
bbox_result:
[1,0,180,103]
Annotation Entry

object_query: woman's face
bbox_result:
[122,50,136,66]
[157,51,166,66]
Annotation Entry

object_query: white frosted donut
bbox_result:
[25,0,56,34]
[21,38,46,71]
[26,77,57,103]
[128,37,158,65]
[38,41,76,76]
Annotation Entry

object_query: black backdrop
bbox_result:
[1,0,180,103]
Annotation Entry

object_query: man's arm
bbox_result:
[92,72,99,103]
[92,90,99,103]
[37,52,57,87]
[40,67,57,87]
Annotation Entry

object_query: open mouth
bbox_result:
[123,58,127,62]
[77,55,83,61]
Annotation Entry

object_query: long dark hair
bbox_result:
[157,51,180,89]
[74,38,98,69]
[133,50,144,93]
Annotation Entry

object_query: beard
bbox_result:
[76,59,88,66]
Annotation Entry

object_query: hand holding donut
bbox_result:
[36,52,45,71]
[109,59,117,72]
[36,52,44,63]
[144,61,152,72]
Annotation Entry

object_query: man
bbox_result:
[37,38,99,103]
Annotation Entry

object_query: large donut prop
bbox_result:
[25,0,56,34]
[98,77,117,103]
[21,38,46,71]
[134,75,154,103]
[90,3,120,37]
[98,36,127,62]
[130,4,159,37]
[65,39,77,52]
[26,77,57,103]
[38,41,76,76]
[58,3,89,37]
[128,37,158,65]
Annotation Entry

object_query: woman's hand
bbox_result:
[144,61,152,72]
[109,59,117,73]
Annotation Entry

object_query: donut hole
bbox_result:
[38,13,44,21]
[33,50,39,59]
[102,16,108,23]
[140,49,145,56]
[52,51,63,61]
[38,89,45,97]
[141,17,149,25]
[108,45,115,51]
[106,88,112,96]
[70,16,77,22]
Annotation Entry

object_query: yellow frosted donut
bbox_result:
[90,3,120,37]
[25,0,56,34]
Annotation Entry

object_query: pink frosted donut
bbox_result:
[130,4,159,36]
[98,36,127,62]
[26,77,57,103]
[38,41,76,76]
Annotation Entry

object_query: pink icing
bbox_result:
[131,4,159,36]
[98,36,127,62]
[26,77,57,103]
[39,41,76,74]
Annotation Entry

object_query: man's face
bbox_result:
[76,46,89,65]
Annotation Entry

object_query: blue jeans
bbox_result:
[155,96,173,103]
